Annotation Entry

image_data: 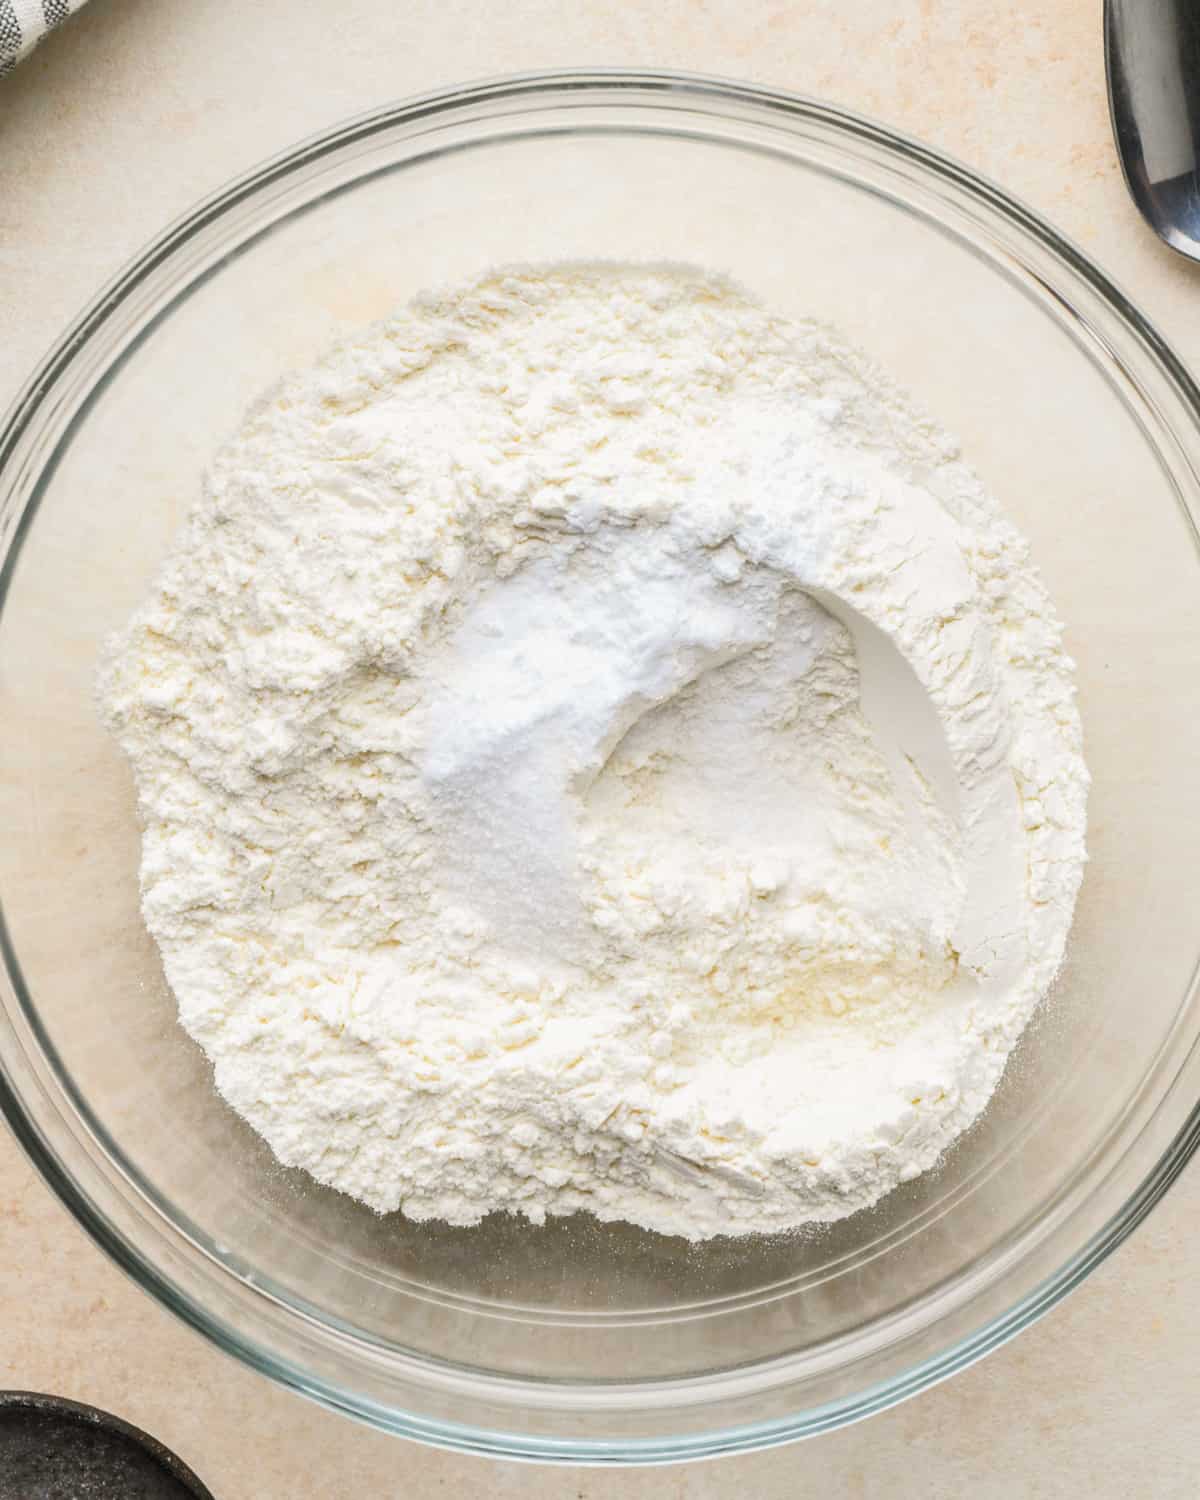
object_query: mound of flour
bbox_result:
[100,264,1087,1238]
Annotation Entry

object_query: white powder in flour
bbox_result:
[100,264,1088,1238]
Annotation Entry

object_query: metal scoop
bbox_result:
[1106,0,1200,259]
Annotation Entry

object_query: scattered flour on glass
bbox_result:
[99,264,1088,1239]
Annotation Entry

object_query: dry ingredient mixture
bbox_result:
[101,265,1088,1238]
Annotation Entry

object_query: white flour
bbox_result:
[101,264,1088,1238]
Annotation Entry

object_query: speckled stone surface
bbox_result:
[2,3,1200,1497]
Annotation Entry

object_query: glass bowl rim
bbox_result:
[2,66,1200,1464]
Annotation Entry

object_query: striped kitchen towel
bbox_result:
[1,0,88,75]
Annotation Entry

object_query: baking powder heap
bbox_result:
[101,265,1088,1238]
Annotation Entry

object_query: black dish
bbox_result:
[0,1392,213,1500]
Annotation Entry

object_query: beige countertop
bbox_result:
[2,2,1198,1494]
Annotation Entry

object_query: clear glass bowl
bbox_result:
[2,71,1199,1464]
